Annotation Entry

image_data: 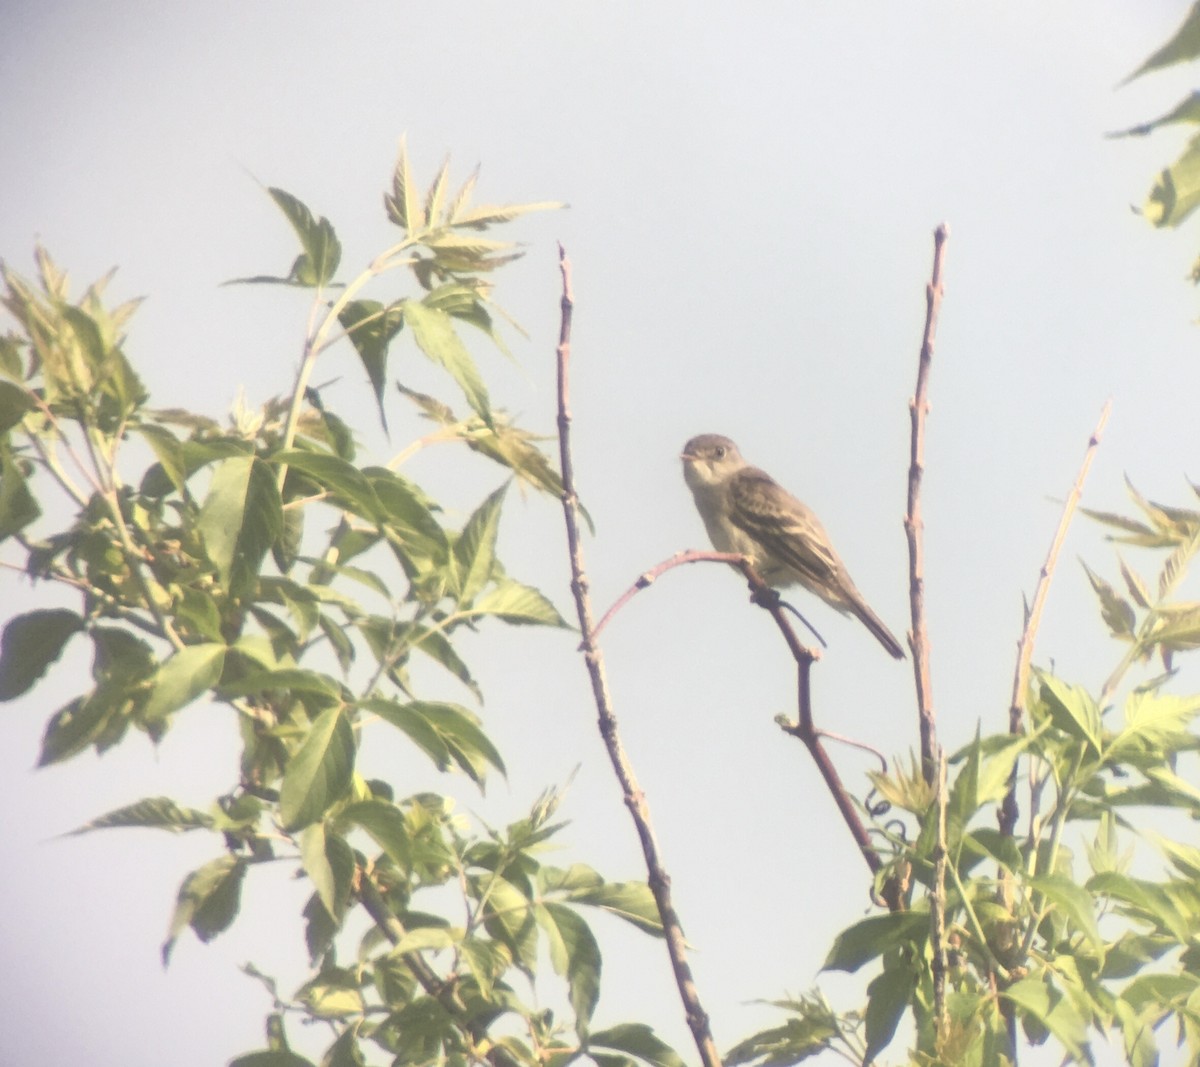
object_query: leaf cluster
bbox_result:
[0,151,677,1067]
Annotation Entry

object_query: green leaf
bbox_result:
[402,299,490,421]
[1081,562,1137,640]
[218,667,343,702]
[384,136,425,234]
[39,692,120,766]
[0,442,39,540]
[71,796,214,834]
[1030,874,1103,953]
[296,968,364,1018]
[338,299,404,431]
[197,455,283,597]
[586,1024,685,1067]
[402,623,481,701]
[273,449,384,521]
[268,187,341,287]
[561,880,664,936]
[142,643,226,722]
[823,911,929,973]
[162,854,246,964]
[366,698,504,783]
[300,823,355,923]
[133,422,188,496]
[1125,4,1200,82]
[1002,975,1089,1062]
[453,482,508,603]
[230,1052,317,1067]
[470,579,570,627]
[460,936,511,999]
[340,799,411,868]
[0,378,35,431]
[450,200,565,230]
[280,707,356,831]
[537,901,601,1033]
[0,609,83,700]
[1033,671,1102,756]
[1143,130,1200,228]
[863,964,914,1064]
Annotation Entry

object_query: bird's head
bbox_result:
[681,434,744,488]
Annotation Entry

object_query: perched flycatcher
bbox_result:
[681,433,905,659]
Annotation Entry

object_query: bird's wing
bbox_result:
[728,466,842,585]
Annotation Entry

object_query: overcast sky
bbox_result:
[3,4,1199,1066]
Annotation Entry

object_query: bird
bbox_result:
[681,433,905,659]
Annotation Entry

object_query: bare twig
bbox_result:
[589,549,746,643]
[554,247,722,1067]
[998,400,1111,839]
[905,224,950,785]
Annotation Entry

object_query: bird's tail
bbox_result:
[852,599,906,660]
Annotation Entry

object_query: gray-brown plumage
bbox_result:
[681,433,905,659]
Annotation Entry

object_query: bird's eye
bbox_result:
[714,446,726,459]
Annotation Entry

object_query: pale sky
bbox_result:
[2,3,1199,1066]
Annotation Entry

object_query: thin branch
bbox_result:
[589,549,746,643]
[554,246,723,1067]
[585,519,897,896]
[998,399,1111,839]
[905,223,950,786]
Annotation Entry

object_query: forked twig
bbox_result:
[554,247,722,1067]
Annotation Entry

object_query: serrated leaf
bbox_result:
[537,902,601,1032]
[586,1025,685,1067]
[1081,562,1136,639]
[1034,671,1102,756]
[71,796,214,833]
[162,855,246,964]
[0,378,35,431]
[823,911,929,973]
[404,623,481,700]
[451,201,564,230]
[340,799,411,868]
[300,823,355,923]
[385,136,425,234]
[565,881,664,936]
[142,643,226,722]
[1030,874,1102,952]
[402,299,490,421]
[366,698,505,783]
[470,579,569,627]
[1118,555,1152,609]
[267,187,341,287]
[1125,4,1200,83]
[0,608,84,700]
[197,455,283,597]
[453,483,508,603]
[337,300,404,433]
[863,964,915,1064]
[460,936,511,999]
[133,423,188,496]
[273,450,384,521]
[280,707,356,831]
[0,443,39,540]
[1002,976,1089,1062]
